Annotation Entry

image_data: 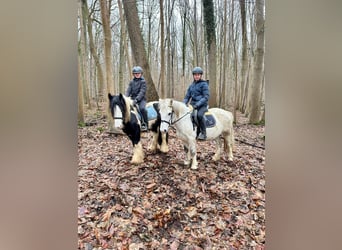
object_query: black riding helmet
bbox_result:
[132,66,143,74]
[192,66,203,75]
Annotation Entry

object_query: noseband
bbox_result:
[161,106,192,127]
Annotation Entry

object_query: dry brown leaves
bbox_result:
[78,112,265,249]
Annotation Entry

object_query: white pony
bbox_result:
[158,99,234,170]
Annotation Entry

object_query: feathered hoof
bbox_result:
[131,158,144,164]
[148,145,157,152]
[183,160,190,166]
[191,163,198,170]
[213,154,220,161]
[160,145,169,153]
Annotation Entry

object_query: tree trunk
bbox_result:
[100,0,115,130]
[79,0,91,109]
[202,0,217,107]
[238,0,248,110]
[220,0,228,109]
[249,0,265,123]
[123,0,159,101]
[159,0,166,98]
[193,0,199,66]
[78,45,85,124]
[82,0,105,103]
[117,0,132,85]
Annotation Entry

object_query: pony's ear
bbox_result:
[108,93,113,100]
[170,99,173,106]
[118,93,125,103]
[153,102,160,111]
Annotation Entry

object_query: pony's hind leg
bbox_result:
[131,142,144,164]
[148,131,159,152]
[213,137,221,161]
[223,133,234,161]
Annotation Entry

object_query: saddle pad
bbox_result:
[204,113,216,128]
[147,106,158,120]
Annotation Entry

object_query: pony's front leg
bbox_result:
[213,137,221,161]
[189,142,198,170]
[131,142,144,164]
[183,144,191,166]
[148,131,158,152]
[159,132,169,153]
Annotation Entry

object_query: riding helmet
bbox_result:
[192,66,203,75]
[132,66,143,74]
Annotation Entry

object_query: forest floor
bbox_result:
[78,108,265,250]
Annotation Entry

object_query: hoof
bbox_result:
[191,164,198,170]
[131,159,143,164]
[213,155,220,161]
[160,146,169,153]
[183,160,190,166]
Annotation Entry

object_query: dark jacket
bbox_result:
[125,77,147,103]
[183,79,209,108]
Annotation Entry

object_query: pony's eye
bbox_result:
[168,112,172,116]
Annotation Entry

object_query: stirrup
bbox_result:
[141,123,148,132]
[197,133,206,140]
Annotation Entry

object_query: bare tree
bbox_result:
[78,44,85,124]
[123,0,159,101]
[249,0,265,123]
[82,0,105,105]
[238,0,248,111]
[79,0,91,109]
[159,0,166,98]
[100,0,115,130]
[202,0,217,107]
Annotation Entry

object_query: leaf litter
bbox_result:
[78,111,265,249]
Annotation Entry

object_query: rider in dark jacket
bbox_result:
[183,67,209,140]
[126,66,148,131]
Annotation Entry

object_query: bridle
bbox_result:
[161,106,192,127]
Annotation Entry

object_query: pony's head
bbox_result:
[158,99,174,133]
[108,93,132,124]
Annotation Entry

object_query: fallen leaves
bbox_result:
[78,111,265,249]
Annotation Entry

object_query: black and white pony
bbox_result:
[108,93,168,164]
[158,99,234,170]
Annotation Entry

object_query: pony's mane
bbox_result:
[120,94,132,123]
[171,99,189,117]
[109,93,133,124]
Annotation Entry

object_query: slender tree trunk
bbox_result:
[82,0,105,103]
[117,0,127,93]
[202,0,217,107]
[118,0,131,83]
[249,0,265,123]
[193,0,199,66]
[78,45,85,124]
[159,0,166,98]
[227,0,234,107]
[123,0,159,101]
[233,17,238,123]
[239,0,248,110]
[100,0,115,130]
[220,0,228,108]
[79,0,91,109]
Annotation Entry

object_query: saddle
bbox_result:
[146,105,158,121]
[191,110,216,129]
[132,105,157,125]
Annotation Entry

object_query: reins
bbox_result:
[161,110,192,126]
